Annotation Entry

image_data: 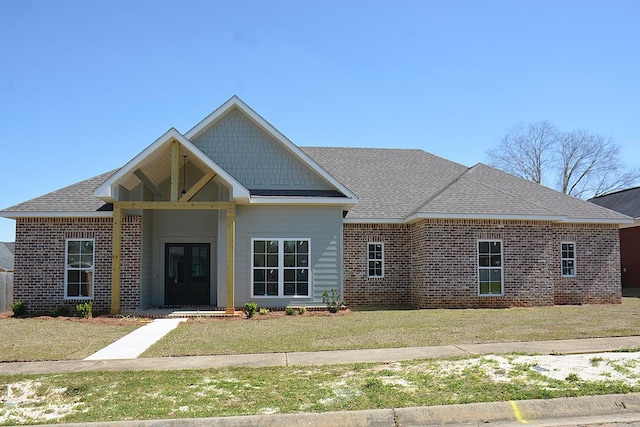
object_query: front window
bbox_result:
[561,242,576,277]
[478,240,503,296]
[65,239,94,299]
[367,242,384,278]
[252,239,310,297]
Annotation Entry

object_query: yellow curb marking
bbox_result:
[510,400,529,424]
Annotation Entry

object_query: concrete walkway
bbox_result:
[3,335,640,375]
[84,318,187,360]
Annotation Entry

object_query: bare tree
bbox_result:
[486,122,558,185]
[486,122,639,199]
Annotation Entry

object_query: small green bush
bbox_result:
[322,288,345,313]
[76,301,93,318]
[285,306,295,316]
[48,305,70,317]
[245,302,258,318]
[298,306,307,315]
[11,300,27,317]
[258,307,269,315]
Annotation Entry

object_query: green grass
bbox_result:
[0,318,141,362]
[1,357,637,425]
[143,298,640,357]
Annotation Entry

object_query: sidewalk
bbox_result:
[2,335,640,375]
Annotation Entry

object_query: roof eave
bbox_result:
[249,196,358,207]
[0,211,113,219]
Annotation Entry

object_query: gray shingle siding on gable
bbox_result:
[192,108,333,191]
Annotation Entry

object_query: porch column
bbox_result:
[225,207,235,314]
[111,205,122,314]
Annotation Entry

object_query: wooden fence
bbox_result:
[0,272,14,312]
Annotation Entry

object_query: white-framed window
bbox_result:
[478,240,503,296]
[65,239,94,299]
[561,242,576,277]
[367,242,384,278]
[251,239,310,297]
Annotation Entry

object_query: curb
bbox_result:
[28,393,640,427]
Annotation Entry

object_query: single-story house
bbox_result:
[0,96,633,314]
[590,187,640,289]
[0,242,14,272]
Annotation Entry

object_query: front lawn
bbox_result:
[143,298,640,357]
[0,316,142,362]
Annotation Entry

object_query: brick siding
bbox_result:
[14,217,141,314]
[345,220,621,308]
[343,224,412,306]
[13,216,620,312]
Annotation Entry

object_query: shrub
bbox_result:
[49,305,70,317]
[76,301,93,318]
[245,302,258,319]
[258,307,270,315]
[322,288,345,313]
[285,306,295,316]
[298,306,307,315]
[11,300,27,317]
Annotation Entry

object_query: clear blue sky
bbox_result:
[1,0,639,241]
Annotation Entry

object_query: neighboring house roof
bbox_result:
[589,186,640,220]
[0,242,15,271]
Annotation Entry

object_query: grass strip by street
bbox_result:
[2,354,640,425]
[0,318,142,362]
[143,298,640,357]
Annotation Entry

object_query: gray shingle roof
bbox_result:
[415,163,627,221]
[302,147,468,219]
[303,147,629,222]
[589,187,640,219]
[1,171,115,214]
[1,149,630,223]
[0,242,14,271]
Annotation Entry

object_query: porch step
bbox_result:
[167,310,241,318]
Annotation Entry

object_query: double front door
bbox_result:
[165,243,211,306]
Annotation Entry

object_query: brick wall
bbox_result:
[343,224,412,306]
[552,223,621,304]
[14,216,142,314]
[345,220,621,308]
